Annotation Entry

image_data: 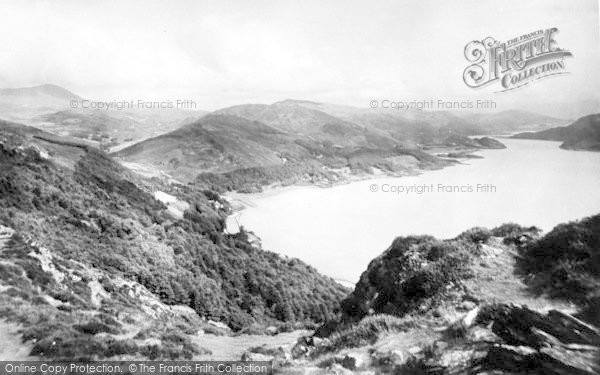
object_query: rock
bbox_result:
[463,292,481,303]
[265,326,278,335]
[434,340,449,352]
[341,353,363,370]
[312,336,324,346]
[208,320,230,330]
[437,348,479,368]
[241,352,274,362]
[480,304,600,348]
[466,326,499,343]
[459,301,477,311]
[408,346,422,355]
[196,329,204,336]
[423,304,600,374]
[462,307,480,328]
[291,343,309,359]
[390,349,405,364]
[278,351,292,364]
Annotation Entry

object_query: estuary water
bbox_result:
[227,138,600,283]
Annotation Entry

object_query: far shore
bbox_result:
[223,144,491,232]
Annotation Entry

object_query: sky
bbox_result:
[0,0,598,118]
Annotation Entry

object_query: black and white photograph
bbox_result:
[0,0,599,373]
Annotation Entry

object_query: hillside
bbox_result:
[512,113,600,151]
[287,100,565,135]
[460,109,568,134]
[35,109,205,151]
[275,217,600,374]
[114,112,460,189]
[0,121,349,360]
[0,83,80,104]
[116,102,509,191]
[0,84,205,149]
[0,84,80,122]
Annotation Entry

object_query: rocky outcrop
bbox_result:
[407,304,600,374]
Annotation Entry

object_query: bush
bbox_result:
[491,223,539,237]
[74,319,119,335]
[457,227,492,244]
[341,235,475,319]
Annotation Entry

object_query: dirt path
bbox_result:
[193,330,310,360]
[464,242,577,313]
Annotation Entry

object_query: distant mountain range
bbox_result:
[0,84,574,189]
[512,114,600,151]
[0,83,80,106]
[114,97,559,188]
[0,84,207,150]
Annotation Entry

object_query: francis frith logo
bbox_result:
[463,28,572,91]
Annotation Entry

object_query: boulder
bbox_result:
[291,343,309,359]
[410,304,600,374]
[408,346,422,355]
[207,320,230,330]
[459,301,477,311]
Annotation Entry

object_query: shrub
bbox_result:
[457,227,492,244]
[492,223,536,237]
[74,319,119,335]
[341,235,475,320]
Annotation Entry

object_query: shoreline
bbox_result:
[223,148,490,232]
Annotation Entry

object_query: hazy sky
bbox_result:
[0,0,598,118]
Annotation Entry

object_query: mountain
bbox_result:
[117,101,510,190]
[459,109,568,134]
[215,101,370,144]
[114,114,293,179]
[0,84,206,150]
[281,99,485,140]
[0,83,80,101]
[0,84,80,121]
[284,100,566,135]
[35,108,205,151]
[512,113,600,151]
[0,121,349,359]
